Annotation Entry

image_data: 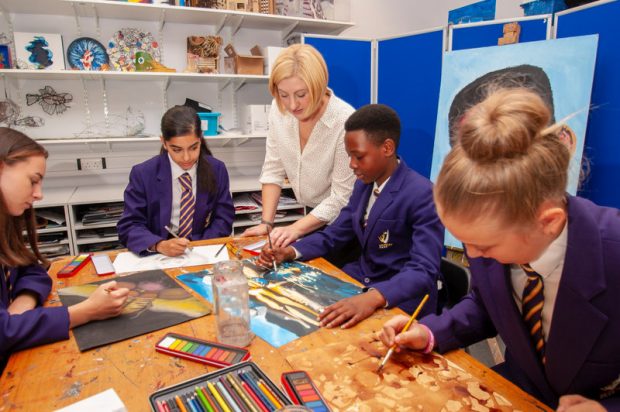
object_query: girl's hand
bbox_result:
[156,238,189,256]
[379,316,430,351]
[69,281,130,327]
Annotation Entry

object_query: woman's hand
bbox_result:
[156,239,189,256]
[241,224,269,237]
[270,225,303,248]
[68,281,130,327]
[379,316,430,352]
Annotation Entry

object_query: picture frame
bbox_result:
[14,32,65,70]
[0,44,11,69]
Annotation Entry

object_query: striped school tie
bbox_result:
[177,173,195,239]
[521,264,546,364]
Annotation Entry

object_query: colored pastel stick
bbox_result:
[216,380,242,412]
[176,395,188,412]
[239,381,269,412]
[239,372,273,410]
[227,374,259,412]
[195,386,214,412]
[208,381,232,412]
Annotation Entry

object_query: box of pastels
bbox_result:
[149,361,293,412]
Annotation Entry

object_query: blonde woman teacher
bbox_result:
[242,44,355,248]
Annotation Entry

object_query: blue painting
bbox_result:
[448,0,496,25]
[430,35,598,248]
[14,32,65,70]
[178,259,362,347]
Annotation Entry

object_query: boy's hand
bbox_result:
[257,245,295,267]
[380,316,429,352]
[557,395,606,412]
[156,238,189,256]
[319,289,386,329]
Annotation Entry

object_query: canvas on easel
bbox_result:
[57,269,211,351]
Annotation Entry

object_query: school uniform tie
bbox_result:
[178,173,195,239]
[362,189,380,229]
[520,263,546,364]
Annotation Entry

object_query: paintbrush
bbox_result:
[265,224,278,272]
[164,225,193,252]
[377,293,430,372]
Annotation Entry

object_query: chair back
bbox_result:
[439,257,471,309]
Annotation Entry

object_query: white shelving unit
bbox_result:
[31,186,76,258]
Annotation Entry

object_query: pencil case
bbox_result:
[149,361,292,412]
[155,332,251,368]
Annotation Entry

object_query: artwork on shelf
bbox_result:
[186,35,222,73]
[430,35,598,248]
[106,28,160,71]
[57,269,212,351]
[0,98,44,128]
[67,37,110,71]
[0,45,12,69]
[14,32,65,70]
[134,51,176,72]
[73,106,145,138]
[275,0,324,19]
[26,85,73,116]
[177,259,362,347]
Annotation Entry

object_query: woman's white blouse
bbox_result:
[259,93,356,223]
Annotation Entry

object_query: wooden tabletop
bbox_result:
[0,238,551,411]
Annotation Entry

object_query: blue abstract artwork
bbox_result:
[448,0,496,25]
[430,35,598,248]
[178,259,362,347]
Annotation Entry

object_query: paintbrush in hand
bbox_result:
[265,224,278,272]
[377,293,430,372]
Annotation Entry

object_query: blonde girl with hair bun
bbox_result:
[242,44,356,256]
[380,87,620,411]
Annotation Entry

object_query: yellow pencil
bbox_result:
[257,379,282,409]
[207,381,232,412]
[377,293,430,372]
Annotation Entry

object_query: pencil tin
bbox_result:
[149,361,292,412]
[155,332,251,368]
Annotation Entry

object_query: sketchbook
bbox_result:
[112,245,229,273]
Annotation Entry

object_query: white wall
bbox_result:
[342,0,525,38]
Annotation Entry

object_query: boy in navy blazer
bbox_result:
[258,104,444,329]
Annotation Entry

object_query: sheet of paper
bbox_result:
[55,388,126,412]
[112,244,229,273]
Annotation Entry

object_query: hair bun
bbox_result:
[457,88,551,162]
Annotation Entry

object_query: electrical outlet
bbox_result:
[77,157,106,170]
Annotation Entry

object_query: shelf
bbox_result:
[234,203,303,215]
[229,176,292,192]
[0,69,269,83]
[76,235,119,245]
[36,226,69,234]
[34,187,76,207]
[36,133,266,145]
[74,221,119,231]
[232,212,303,228]
[0,0,352,35]
[69,185,125,204]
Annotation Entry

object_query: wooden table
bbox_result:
[0,238,551,411]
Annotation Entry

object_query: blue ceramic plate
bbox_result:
[67,37,109,71]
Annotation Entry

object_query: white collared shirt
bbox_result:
[168,153,197,232]
[510,223,568,339]
[364,177,391,223]
[259,92,356,223]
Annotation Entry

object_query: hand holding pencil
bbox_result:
[377,294,430,371]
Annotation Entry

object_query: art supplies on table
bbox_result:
[112,245,228,273]
[57,254,91,278]
[281,370,330,412]
[57,270,211,351]
[243,239,266,256]
[155,332,251,368]
[149,361,292,412]
[91,254,116,276]
[177,259,362,347]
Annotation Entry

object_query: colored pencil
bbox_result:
[377,293,430,372]
[227,373,260,412]
[220,376,249,412]
[175,395,188,412]
[201,386,222,412]
[207,381,232,412]
[239,380,269,412]
[257,378,282,409]
[240,372,274,410]
[196,386,215,412]
[216,381,241,412]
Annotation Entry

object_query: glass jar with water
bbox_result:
[212,260,252,346]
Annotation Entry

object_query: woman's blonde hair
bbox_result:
[435,87,570,226]
[269,44,328,118]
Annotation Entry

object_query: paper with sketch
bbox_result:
[112,245,228,273]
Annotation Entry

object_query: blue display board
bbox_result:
[377,29,444,178]
[303,36,371,109]
[451,16,550,50]
[556,0,620,208]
